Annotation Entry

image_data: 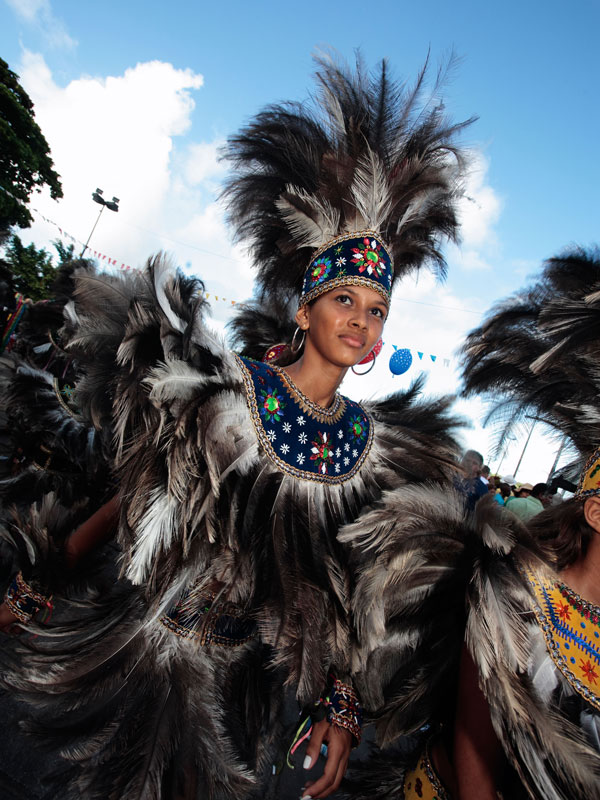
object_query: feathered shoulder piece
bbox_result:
[222,52,474,305]
[459,245,600,465]
[340,487,600,799]
[340,489,546,743]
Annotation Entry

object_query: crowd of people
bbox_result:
[456,449,564,522]
[0,55,599,800]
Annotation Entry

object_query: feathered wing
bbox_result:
[340,484,469,744]
[459,246,600,466]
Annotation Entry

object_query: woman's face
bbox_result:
[295,285,388,369]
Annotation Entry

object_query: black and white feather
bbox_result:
[222,52,474,306]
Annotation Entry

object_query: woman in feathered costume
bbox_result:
[340,247,600,799]
[0,54,471,799]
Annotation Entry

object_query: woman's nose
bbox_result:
[350,313,368,330]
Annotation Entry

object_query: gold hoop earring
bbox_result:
[352,351,377,375]
[290,326,306,354]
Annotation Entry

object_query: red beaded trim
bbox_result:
[5,572,52,624]
[326,678,363,745]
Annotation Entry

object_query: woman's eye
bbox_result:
[336,294,351,304]
[371,307,385,318]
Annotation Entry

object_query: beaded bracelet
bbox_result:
[4,572,52,624]
[326,678,363,745]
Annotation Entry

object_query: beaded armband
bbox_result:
[5,572,52,624]
[326,678,363,745]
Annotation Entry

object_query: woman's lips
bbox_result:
[339,334,366,348]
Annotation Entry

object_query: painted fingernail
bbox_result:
[302,755,313,769]
[300,796,312,800]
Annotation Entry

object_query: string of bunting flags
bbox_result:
[31,209,136,271]
[0,186,136,272]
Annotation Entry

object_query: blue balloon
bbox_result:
[389,347,412,375]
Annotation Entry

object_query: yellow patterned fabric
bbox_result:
[576,446,600,498]
[527,569,600,711]
[403,748,450,800]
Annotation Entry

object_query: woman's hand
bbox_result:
[301,718,352,799]
[0,601,22,634]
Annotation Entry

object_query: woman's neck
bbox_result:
[561,532,600,607]
[283,355,347,408]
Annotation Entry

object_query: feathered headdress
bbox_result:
[460,245,600,480]
[222,52,473,309]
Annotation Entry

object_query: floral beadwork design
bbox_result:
[310,431,334,475]
[348,413,368,442]
[580,659,599,684]
[351,237,387,277]
[527,568,600,709]
[259,386,286,422]
[235,355,373,484]
[308,256,333,286]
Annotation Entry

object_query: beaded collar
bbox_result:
[527,569,600,711]
[235,355,373,484]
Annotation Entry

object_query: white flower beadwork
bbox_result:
[335,447,341,458]
[282,422,292,433]
[267,429,276,442]
[335,257,346,267]
[337,430,344,439]
[280,443,290,454]
[335,463,340,473]
[298,432,308,444]
[344,442,350,452]
[352,449,358,458]
[296,453,305,465]
[343,457,350,466]
[297,415,305,426]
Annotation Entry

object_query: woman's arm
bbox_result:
[63,494,120,568]
[453,643,503,800]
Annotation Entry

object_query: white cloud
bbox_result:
[17,52,215,267]
[4,0,76,49]
[452,150,502,272]
[184,141,226,186]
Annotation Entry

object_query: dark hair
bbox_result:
[463,449,484,464]
[531,483,547,499]
[498,481,511,499]
[528,498,593,570]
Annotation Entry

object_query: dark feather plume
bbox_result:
[459,245,600,467]
[222,52,474,305]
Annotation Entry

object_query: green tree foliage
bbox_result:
[0,57,63,230]
[2,235,72,301]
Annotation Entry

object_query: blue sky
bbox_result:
[2,0,599,481]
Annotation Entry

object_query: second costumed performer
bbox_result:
[0,55,471,799]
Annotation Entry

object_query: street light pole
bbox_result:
[80,188,119,258]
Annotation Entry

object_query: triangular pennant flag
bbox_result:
[430,355,437,363]
[417,352,424,360]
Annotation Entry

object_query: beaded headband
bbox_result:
[299,231,393,307]
[575,447,600,499]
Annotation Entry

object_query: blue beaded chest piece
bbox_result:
[235,355,373,483]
